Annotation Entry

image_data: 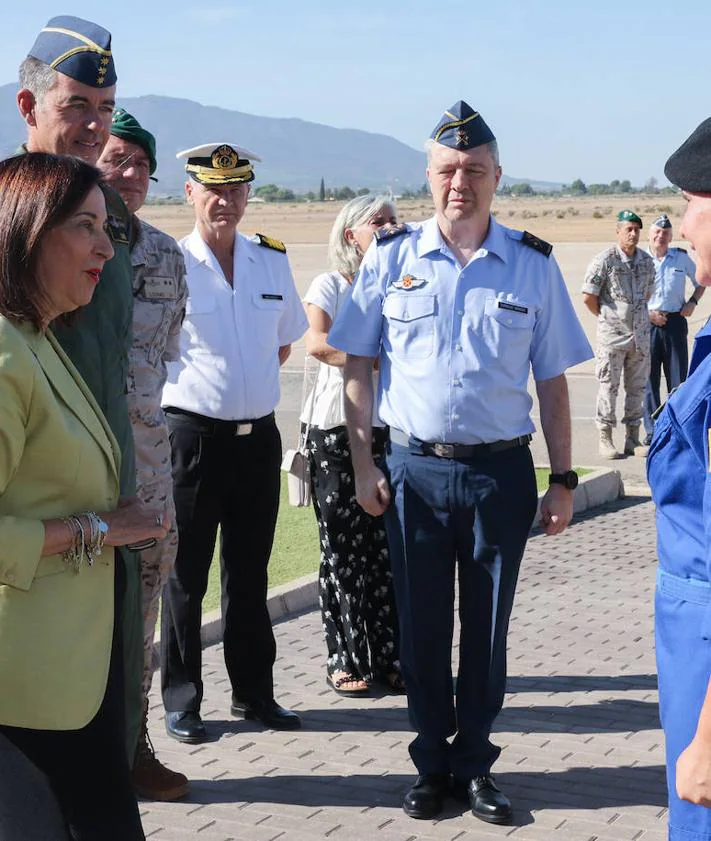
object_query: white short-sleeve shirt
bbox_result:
[300,271,383,430]
[162,228,308,420]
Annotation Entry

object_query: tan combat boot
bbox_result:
[131,719,189,801]
[598,425,622,459]
[624,424,649,457]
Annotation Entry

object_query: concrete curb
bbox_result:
[200,467,624,648]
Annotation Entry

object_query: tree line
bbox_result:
[501,176,674,197]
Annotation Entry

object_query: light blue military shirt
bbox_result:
[328,215,593,445]
[647,247,699,312]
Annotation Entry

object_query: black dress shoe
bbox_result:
[165,711,207,744]
[230,698,301,730]
[458,775,512,824]
[402,773,451,820]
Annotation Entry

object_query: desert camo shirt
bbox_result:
[582,245,655,352]
[127,217,187,488]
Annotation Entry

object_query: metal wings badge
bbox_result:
[392,274,426,290]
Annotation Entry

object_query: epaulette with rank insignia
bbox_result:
[521,231,553,257]
[256,233,286,253]
[375,223,409,245]
[675,247,688,254]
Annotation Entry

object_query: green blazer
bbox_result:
[0,317,120,730]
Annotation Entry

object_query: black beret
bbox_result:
[664,117,711,193]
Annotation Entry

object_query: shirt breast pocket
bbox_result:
[184,295,218,352]
[252,291,285,347]
[382,293,435,359]
[483,298,535,371]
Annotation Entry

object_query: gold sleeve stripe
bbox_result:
[41,26,112,56]
[433,112,479,143]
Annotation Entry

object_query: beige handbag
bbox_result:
[281,356,318,507]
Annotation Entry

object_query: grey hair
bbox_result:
[424,137,500,167]
[328,193,397,277]
[18,57,58,107]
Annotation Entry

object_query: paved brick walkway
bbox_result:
[141,497,667,841]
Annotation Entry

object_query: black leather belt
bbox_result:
[389,427,532,459]
[164,407,275,436]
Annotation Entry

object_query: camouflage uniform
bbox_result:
[582,245,656,428]
[127,218,187,700]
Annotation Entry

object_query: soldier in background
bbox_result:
[582,210,656,459]
[98,110,189,801]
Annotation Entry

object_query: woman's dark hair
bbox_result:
[0,152,103,330]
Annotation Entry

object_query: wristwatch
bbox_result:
[549,470,579,490]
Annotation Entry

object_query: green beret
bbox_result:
[110,109,157,175]
[617,209,642,227]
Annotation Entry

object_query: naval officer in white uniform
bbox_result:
[161,143,307,742]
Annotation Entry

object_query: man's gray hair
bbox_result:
[328,193,397,277]
[18,57,58,106]
[424,138,500,167]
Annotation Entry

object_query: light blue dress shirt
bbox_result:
[647,247,699,312]
[328,215,593,445]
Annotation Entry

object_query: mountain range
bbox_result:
[0,84,561,196]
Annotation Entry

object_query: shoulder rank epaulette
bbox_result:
[256,233,286,253]
[375,223,409,244]
[675,247,688,254]
[521,231,552,257]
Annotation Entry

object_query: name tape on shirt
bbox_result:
[498,301,529,315]
[261,293,284,301]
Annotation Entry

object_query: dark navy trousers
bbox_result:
[383,440,537,779]
[644,314,689,437]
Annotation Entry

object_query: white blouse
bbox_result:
[300,271,383,430]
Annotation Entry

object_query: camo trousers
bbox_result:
[595,344,650,428]
[136,477,178,698]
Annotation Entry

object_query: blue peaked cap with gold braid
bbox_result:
[28,15,116,88]
[430,100,495,150]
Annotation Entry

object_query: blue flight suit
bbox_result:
[644,247,699,437]
[648,350,711,840]
[689,316,711,377]
[329,215,592,779]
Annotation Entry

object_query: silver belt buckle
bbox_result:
[433,442,453,458]
[235,423,253,436]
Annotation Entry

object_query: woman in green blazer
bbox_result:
[0,153,168,841]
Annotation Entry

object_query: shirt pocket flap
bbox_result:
[383,293,435,323]
[185,295,216,315]
[486,297,534,329]
[253,291,286,310]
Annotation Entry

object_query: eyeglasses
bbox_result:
[102,152,150,175]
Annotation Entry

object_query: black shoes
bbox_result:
[402,774,451,819]
[165,711,207,744]
[453,775,513,824]
[230,697,302,730]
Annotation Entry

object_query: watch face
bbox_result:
[564,471,579,490]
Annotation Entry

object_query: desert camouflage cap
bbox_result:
[28,15,116,88]
[617,210,642,227]
[430,100,495,151]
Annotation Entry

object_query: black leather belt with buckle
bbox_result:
[164,407,275,436]
[389,427,532,459]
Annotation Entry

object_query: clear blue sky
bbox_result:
[3,0,710,185]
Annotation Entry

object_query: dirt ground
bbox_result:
[140,192,701,483]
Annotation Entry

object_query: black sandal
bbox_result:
[326,672,371,697]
